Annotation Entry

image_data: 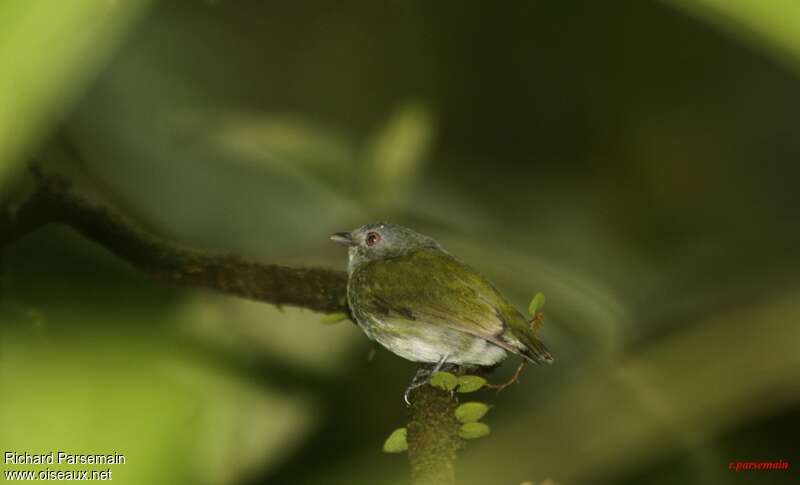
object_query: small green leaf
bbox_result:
[458,422,491,439]
[429,371,458,391]
[455,402,490,423]
[457,375,486,393]
[528,292,546,317]
[320,312,348,325]
[382,428,408,453]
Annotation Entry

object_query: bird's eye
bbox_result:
[366,232,381,246]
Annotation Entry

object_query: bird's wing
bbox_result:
[351,248,554,363]
[350,248,519,347]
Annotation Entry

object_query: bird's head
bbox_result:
[330,222,440,272]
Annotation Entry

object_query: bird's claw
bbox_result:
[403,367,432,406]
[403,355,450,405]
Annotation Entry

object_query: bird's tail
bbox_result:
[516,333,554,364]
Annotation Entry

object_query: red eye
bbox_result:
[366,232,381,246]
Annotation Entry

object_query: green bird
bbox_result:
[331,223,552,400]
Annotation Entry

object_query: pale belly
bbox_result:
[357,314,508,366]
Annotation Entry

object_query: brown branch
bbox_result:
[1,170,463,483]
[0,171,348,314]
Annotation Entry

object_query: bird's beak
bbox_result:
[330,231,355,246]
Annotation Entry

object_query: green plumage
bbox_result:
[332,223,553,368]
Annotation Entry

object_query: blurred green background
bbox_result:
[1,1,799,484]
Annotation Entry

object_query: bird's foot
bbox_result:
[486,361,526,391]
[432,353,450,373]
[403,367,433,406]
[403,354,450,405]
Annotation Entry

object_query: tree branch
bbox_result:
[0,171,348,314]
[0,170,462,484]
[407,386,462,485]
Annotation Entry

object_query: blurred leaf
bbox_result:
[455,402,490,423]
[215,114,358,192]
[0,336,314,484]
[429,371,459,391]
[0,0,151,188]
[176,296,358,376]
[382,428,408,453]
[456,375,487,393]
[458,422,491,440]
[667,0,800,74]
[363,102,434,207]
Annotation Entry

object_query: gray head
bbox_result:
[330,222,441,272]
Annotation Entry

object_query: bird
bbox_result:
[331,222,553,402]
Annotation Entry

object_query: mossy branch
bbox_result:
[0,171,348,313]
[0,170,463,484]
[407,385,462,485]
